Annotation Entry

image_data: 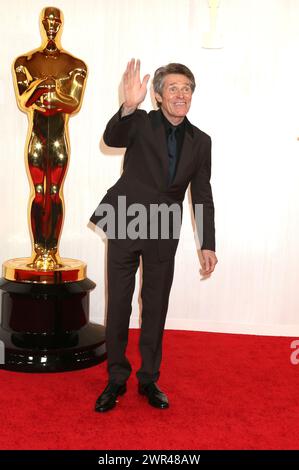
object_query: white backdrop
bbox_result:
[1,0,299,336]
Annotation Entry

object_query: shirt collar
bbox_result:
[159,109,193,136]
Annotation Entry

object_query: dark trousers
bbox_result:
[106,239,175,384]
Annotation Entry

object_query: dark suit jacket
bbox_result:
[90,107,215,261]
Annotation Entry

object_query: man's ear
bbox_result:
[154,92,162,104]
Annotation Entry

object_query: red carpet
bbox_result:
[0,329,298,450]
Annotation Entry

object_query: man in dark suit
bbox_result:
[91,59,218,412]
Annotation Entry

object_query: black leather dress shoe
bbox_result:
[138,382,169,409]
[95,382,127,412]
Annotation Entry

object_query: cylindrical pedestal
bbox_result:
[0,278,106,372]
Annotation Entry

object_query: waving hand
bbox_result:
[122,59,150,114]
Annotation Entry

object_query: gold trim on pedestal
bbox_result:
[3,258,86,284]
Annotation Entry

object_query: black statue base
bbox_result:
[0,278,106,372]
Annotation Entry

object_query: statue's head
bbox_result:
[40,7,63,44]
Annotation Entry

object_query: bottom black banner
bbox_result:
[0,450,299,466]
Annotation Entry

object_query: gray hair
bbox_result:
[153,63,196,104]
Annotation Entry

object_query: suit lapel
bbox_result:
[149,110,169,187]
[171,123,194,186]
[149,110,194,189]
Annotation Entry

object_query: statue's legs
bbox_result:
[27,112,68,270]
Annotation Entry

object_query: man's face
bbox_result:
[155,74,193,123]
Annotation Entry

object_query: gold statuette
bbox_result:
[5,6,87,283]
[0,7,105,373]
[202,0,223,49]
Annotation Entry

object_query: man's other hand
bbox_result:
[200,250,218,276]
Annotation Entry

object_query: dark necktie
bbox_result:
[167,126,177,185]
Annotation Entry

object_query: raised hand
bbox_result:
[123,58,150,110]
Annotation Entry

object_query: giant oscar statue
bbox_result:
[0,7,105,371]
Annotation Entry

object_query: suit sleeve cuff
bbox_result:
[118,104,138,121]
